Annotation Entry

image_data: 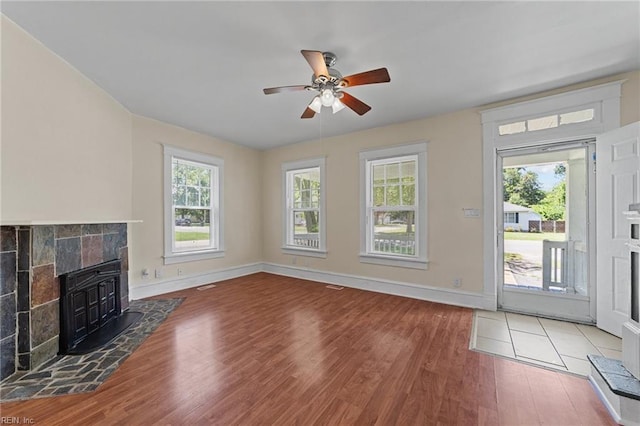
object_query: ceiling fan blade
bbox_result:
[340,92,372,116]
[301,107,316,119]
[341,68,390,87]
[301,50,329,79]
[263,85,308,95]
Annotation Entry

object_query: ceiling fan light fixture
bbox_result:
[320,88,335,107]
[331,98,345,114]
[309,96,322,113]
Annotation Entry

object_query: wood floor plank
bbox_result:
[0,273,615,425]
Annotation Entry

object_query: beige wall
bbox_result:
[1,16,132,222]
[262,110,485,292]
[3,13,638,298]
[130,115,262,287]
[261,71,640,294]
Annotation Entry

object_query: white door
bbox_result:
[596,122,640,337]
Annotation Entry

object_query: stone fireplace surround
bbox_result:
[0,223,129,381]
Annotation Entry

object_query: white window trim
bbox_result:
[359,142,428,269]
[163,145,225,264]
[480,80,623,305]
[281,157,327,258]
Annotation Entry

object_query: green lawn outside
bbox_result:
[176,231,209,241]
[504,231,565,241]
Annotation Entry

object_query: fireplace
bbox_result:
[0,223,132,381]
[59,259,141,355]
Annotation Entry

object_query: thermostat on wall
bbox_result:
[463,208,481,218]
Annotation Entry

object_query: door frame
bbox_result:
[480,80,623,313]
[496,141,596,322]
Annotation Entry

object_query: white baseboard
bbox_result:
[129,262,262,299]
[129,261,494,311]
[262,262,495,310]
[589,374,623,425]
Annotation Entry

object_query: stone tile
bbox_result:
[0,251,17,295]
[78,361,98,375]
[31,302,59,348]
[31,264,59,307]
[0,334,16,381]
[17,229,30,271]
[119,247,129,271]
[120,272,129,298]
[82,224,103,236]
[0,227,17,252]
[103,233,126,261]
[31,336,59,370]
[0,293,16,340]
[17,271,30,312]
[22,371,51,381]
[81,235,103,268]
[55,225,81,239]
[32,226,54,267]
[17,311,30,353]
[104,223,127,236]
[121,296,130,312]
[55,237,81,276]
[17,353,31,371]
[4,384,44,399]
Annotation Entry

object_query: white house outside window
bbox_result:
[360,143,428,269]
[163,146,224,264]
[282,158,326,257]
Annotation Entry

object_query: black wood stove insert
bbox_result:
[59,259,142,355]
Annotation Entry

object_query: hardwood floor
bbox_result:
[1,273,614,425]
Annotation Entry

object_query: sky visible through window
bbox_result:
[527,163,563,190]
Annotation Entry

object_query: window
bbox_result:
[360,143,427,269]
[498,107,596,136]
[163,146,224,264]
[504,212,518,223]
[282,158,326,257]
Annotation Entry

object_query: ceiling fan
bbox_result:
[263,50,390,119]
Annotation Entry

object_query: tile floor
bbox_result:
[470,310,622,377]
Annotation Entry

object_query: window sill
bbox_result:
[359,253,428,270]
[163,249,225,265]
[282,247,327,258]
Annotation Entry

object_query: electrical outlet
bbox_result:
[155,268,162,279]
[453,278,462,288]
[177,268,183,276]
[142,268,149,278]
[292,256,297,265]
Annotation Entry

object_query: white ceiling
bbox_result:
[3,1,639,150]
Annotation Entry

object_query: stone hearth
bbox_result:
[0,224,129,381]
